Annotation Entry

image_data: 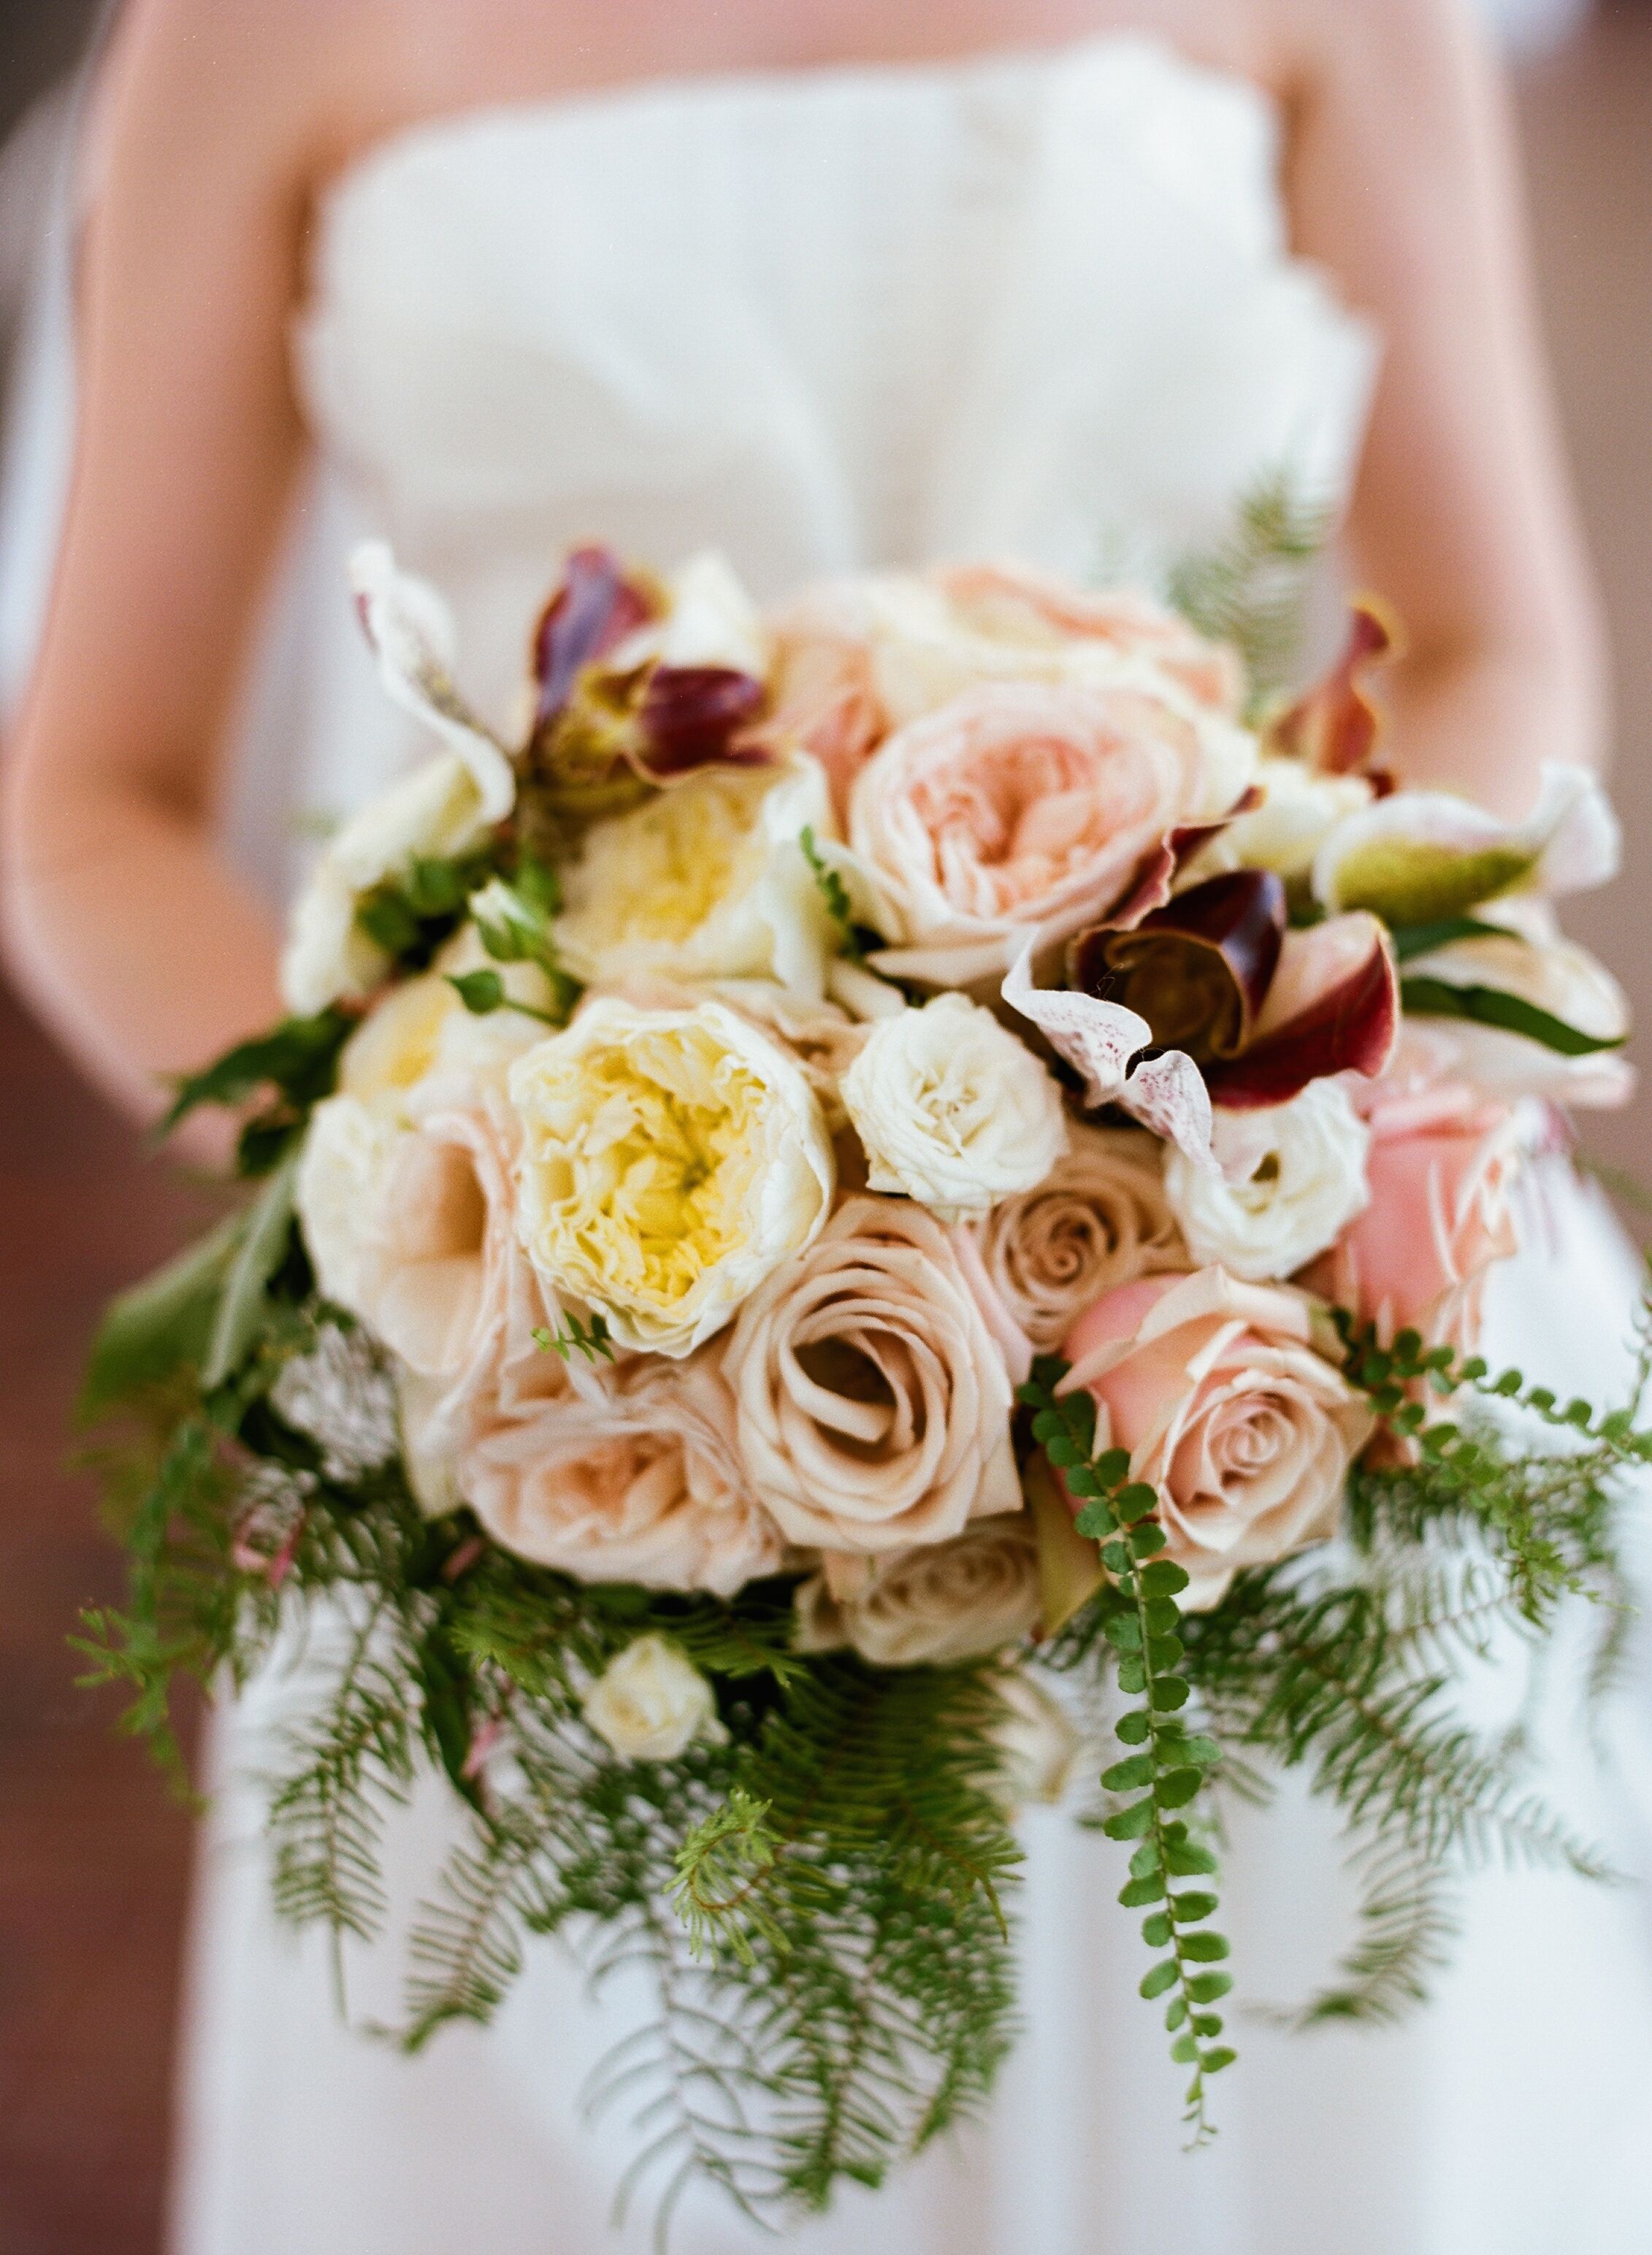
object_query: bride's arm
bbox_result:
[0,1,343,1146]
[1278,0,1606,813]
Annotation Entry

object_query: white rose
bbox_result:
[280,754,492,1014]
[1163,1079,1372,1282]
[335,938,554,1121]
[508,998,835,1355]
[841,993,1068,1223]
[794,1519,1043,1666]
[582,1636,727,1764]
[294,1094,406,1315]
[554,755,838,998]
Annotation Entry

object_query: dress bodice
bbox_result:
[233,36,1377,896]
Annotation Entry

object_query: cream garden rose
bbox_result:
[794,1518,1042,1666]
[555,754,838,998]
[582,1636,726,1764]
[724,1195,1022,1555]
[1060,1268,1374,1608]
[840,993,1068,1222]
[1163,1079,1372,1283]
[508,998,834,1355]
[966,1124,1184,1351]
[462,1351,782,1596]
[849,677,1256,986]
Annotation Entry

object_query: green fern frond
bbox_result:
[1166,470,1336,702]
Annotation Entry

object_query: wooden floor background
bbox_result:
[0,7,1649,2251]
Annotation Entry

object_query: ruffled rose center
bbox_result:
[914,725,1166,918]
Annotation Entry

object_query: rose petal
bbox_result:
[1206,911,1399,1106]
[349,542,516,822]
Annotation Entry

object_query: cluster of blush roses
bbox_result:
[283,540,1630,1741]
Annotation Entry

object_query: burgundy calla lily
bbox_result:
[1267,598,1399,776]
[632,665,773,780]
[531,545,657,733]
[1206,911,1399,1106]
[1070,871,1286,1061]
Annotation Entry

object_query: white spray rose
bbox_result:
[1163,1079,1372,1282]
[280,754,494,1016]
[582,1636,727,1764]
[294,1094,406,1317]
[841,994,1069,1223]
[794,1520,1043,1666]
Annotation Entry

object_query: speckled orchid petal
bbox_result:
[531,544,657,730]
[1312,762,1621,923]
[1069,870,1286,1062]
[1001,945,1216,1172]
[1268,597,1399,775]
[1206,911,1398,1106]
[349,542,516,822]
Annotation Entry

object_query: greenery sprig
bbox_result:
[1019,1357,1234,2138]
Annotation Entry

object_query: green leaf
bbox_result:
[80,1211,242,1421]
[1103,1754,1155,1792]
[1115,1710,1152,1745]
[1143,1599,1182,1636]
[1165,1995,1188,2032]
[1115,1482,1159,1524]
[1139,1559,1190,1597]
[1103,1799,1156,1841]
[1104,1614,1144,1653]
[159,1008,351,1136]
[1153,1767,1204,1810]
[1128,1522,1169,1558]
[1073,1501,1116,1540]
[202,1151,300,1390]
[1128,1839,1162,1878]
[1202,2045,1238,2074]
[1119,1874,1166,1907]
[1139,1959,1179,2001]
[1117,1656,1148,1696]
[1150,1676,1190,1712]
[1187,1972,1233,2004]
[1386,914,1510,963]
[1400,976,1626,1057]
[1171,1891,1218,1923]
[1170,2032,1200,2064]
[1180,1931,1231,1963]
[447,970,508,1015]
[1166,1841,1219,1877]
[1142,1911,1174,1948]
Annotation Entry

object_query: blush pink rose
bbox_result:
[460,1349,783,1596]
[1299,1081,1521,1352]
[1059,1268,1373,1608]
[849,679,1254,986]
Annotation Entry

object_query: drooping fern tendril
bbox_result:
[1019,1356,1235,2138]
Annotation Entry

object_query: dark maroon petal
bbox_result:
[1069,870,1285,1063]
[532,546,656,729]
[630,665,773,780]
[1267,600,1400,775]
[1100,841,1178,931]
[1206,914,1399,1104]
[1104,787,1269,931]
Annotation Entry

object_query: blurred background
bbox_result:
[0,2,1647,2250]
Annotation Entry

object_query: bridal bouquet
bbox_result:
[80,528,1648,2226]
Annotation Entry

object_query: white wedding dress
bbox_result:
[4,34,1652,2255]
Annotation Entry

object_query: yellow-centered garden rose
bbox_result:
[507,998,835,1355]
